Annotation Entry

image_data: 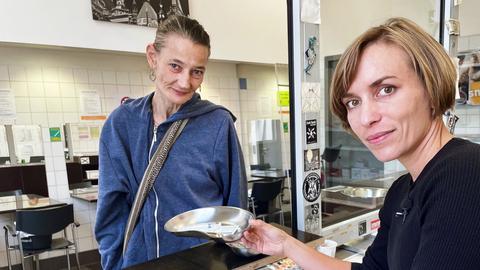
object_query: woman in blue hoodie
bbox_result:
[95,15,247,269]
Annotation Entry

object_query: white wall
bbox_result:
[0,0,288,64]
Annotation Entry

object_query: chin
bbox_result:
[370,149,398,163]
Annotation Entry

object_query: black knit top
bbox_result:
[352,138,480,270]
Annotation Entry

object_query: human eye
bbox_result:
[191,69,204,79]
[168,63,182,72]
[377,86,395,96]
[344,99,361,109]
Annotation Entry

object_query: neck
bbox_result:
[151,92,181,125]
[399,117,453,181]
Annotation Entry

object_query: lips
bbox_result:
[366,130,395,144]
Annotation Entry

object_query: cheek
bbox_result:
[347,113,360,134]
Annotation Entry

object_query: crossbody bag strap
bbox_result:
[122,118,189,256]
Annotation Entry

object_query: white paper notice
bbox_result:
[80,90,102,116]
[0,89,16,123]
[301,0,321,24]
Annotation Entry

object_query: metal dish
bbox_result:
[341,187,387,198]
[164,206,254,243]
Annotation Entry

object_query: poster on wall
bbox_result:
[79,90,106,121]
[0,89,16,123]
[91,0,189,28]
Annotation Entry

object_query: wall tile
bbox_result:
[73,68,89,84]
[116,71,130,85]
[27,82,45,97]
[26,67,43,82]
[102,71,116,84]
[130,85,144,98]
[10,82,28,97]
[53,156,67,171]
[8,66,26,81]
[117,84,131,98]
[29,97,47,112]
[58,68,74,83]
[129,71,142,85]
[142,71,151,85]
[46,97,63,112]
[88,70,103,84]
[43,143,52,158]
[14,112,32,125]
[42,67,59,82]
[44,82,60,97]
[61,98,78,113]
[47,113,64,127]
[103,84,117,98]
[0,80,10,90]
[14,97,30,112]
[30,113,49,126]
[63,112,79,123]
[51,141,65,157]
[0,65,9,80]
[46,171,56,186]
[59,82,76,98]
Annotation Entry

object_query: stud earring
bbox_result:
[149,69,156,81]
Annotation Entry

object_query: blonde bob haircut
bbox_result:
[330,17,457,132]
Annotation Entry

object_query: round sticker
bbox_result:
[303,172,321,202]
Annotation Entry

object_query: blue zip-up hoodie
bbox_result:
[95,93,247,269]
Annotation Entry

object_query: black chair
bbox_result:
[3,204,80,270]
[248,179,284,225]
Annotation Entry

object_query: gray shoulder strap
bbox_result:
[122,118,189,256]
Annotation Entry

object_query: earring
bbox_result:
[149,69,156,81]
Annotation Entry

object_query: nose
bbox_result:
[359,100,381,127]
[177,72,192,89]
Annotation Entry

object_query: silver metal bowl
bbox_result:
[164,206,254,243]
[341,187,387,198]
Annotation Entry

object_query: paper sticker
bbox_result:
[303,172,321,202]
[304,148,320,172]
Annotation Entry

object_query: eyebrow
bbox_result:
[170,59,206,70]
[369,75,397,88]
[342,75,397,100]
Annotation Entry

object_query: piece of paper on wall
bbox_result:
[301,0,321,24]
[0,89,16,123]
[80,90,105,120]
[0,126,9,157]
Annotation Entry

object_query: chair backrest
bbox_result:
[251,179,283,202]
[16,204,73,235]
[0,189,22,197]
[321,145,342,163]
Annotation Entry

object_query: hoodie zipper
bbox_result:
[149,124,161,258]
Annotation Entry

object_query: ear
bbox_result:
[146,43,157,69]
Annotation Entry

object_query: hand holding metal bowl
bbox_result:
[164,206,259,256]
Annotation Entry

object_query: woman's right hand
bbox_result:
[241,219,290,256]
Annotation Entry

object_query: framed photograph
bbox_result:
[91,0,190,28]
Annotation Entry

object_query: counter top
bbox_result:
[70,186,98,202]
[126,225,319,270]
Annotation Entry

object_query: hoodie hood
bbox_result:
[122,92,236,124]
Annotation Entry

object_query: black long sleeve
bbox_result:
[352,138,480,270]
